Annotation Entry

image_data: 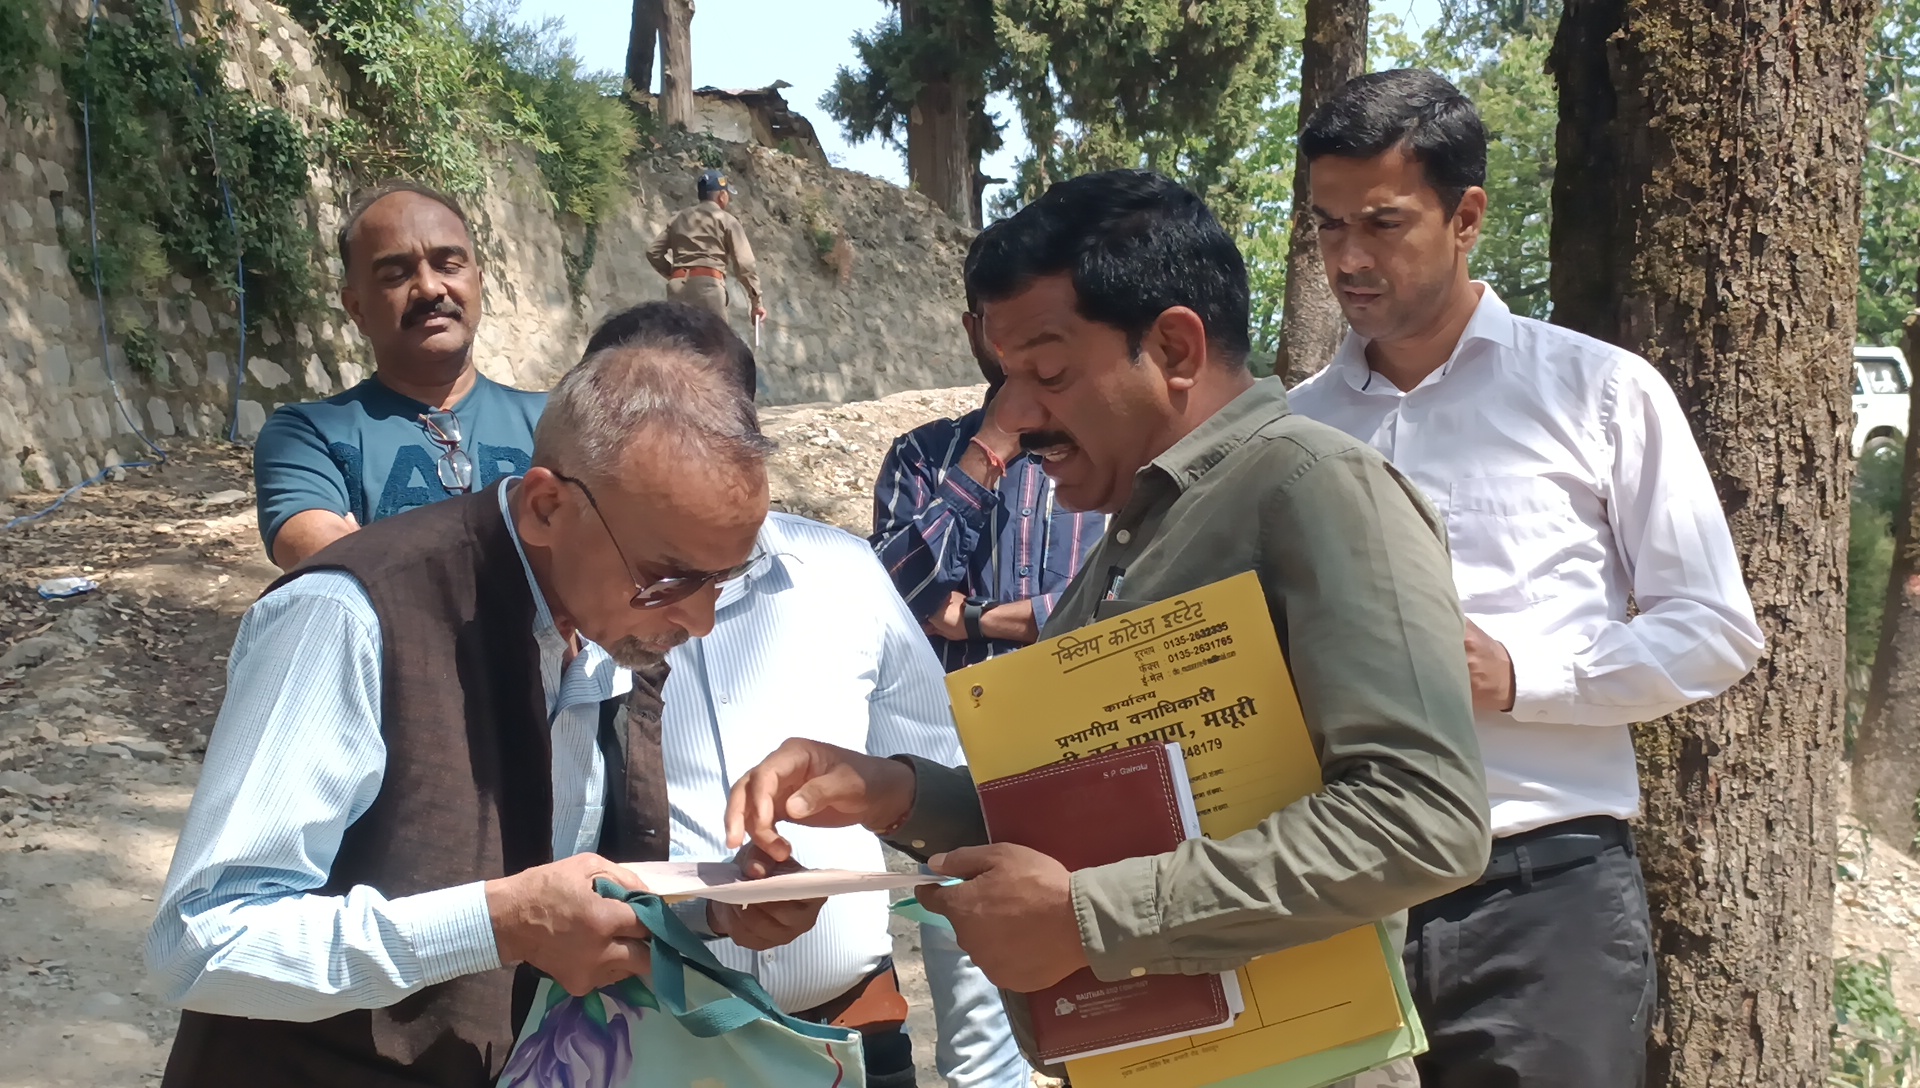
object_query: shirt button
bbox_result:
[1116,529,1132,545]
[911,839,927,850]
[719,694,730,704]
[1129,967,1147,978]
[1021,507,1033,517]
[1018,564,1032,577]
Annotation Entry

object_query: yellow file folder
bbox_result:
[945,571,1423,1088]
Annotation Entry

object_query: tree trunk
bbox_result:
[1548,1,1872,1085]
[659,0,695,130]
[901,0,973,223]
[626,0,662,98]
[1854,288,1920,855]
[1545,0,1625,342]
[1275,0,1366,385]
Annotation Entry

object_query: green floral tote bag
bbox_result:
[500,879,865,1088]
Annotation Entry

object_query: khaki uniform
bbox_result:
[647,199,762,320]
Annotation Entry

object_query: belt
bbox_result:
[1478,815,1632,885]
[671,266,725,281]
[794,960,908,1032]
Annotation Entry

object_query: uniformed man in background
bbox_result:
[648,169,767,329]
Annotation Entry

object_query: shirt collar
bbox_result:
[1145,376,1291,494]
[1331,281,1516,394]
[498,479,561,637]
[714,516,797,614]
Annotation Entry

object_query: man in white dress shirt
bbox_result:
[586,303,986,1088]
[1288,69,1765,1086]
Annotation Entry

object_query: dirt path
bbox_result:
[0,443,279,1086]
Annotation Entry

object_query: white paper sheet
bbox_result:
[623,861,939,904]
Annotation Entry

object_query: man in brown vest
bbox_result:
[146,324,823,1086]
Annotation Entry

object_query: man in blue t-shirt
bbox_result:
[254,181,546,569]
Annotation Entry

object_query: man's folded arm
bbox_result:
[870,432,998,620]
[1071,447,1490,979]
[255,409,358,570]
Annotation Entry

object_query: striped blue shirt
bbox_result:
[871,405,1107,670]
[663,512,962,1011]
[145,481,626,1021]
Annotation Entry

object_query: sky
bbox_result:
[512,0,1444,198]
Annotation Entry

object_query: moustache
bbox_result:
[607,632,689,669]
[1019,431,1074,454]
[402,297,464,329]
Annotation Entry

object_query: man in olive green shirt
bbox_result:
[725,170,1487,1077]
[648,169,767,326]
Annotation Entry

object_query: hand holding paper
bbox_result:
[724,737,918,861]
[919,844,1089,993]
[625,843,938,952]
[623,860,936,906]
[705,843,826,951]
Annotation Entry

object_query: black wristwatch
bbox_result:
[962,596,991,641]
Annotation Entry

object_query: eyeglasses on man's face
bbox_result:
[553,472,765,610]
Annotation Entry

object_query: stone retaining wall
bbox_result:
[0,0,974,498]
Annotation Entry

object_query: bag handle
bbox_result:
[592,878,854,1043]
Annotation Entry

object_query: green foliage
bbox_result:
[799,192,840,260]
[1241,93,1301,365]
[469,4,637,227]
[294,0,637,288]
[827,1,1287,230]
[0,0,51,109]
[298,0,508,195]
[1862,0,1920,346]
[993,0,1289,228]
[1374,3,1558,318]
[822,1,1007,170]
[692,134,728,169]
[1834,955,1920,1086]
[61,1,317,334]
[120,324,165,384]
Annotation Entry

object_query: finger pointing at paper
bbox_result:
[919,843,1089,994]
[711,842,827,950]
[724,737,919,861]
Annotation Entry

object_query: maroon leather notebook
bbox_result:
[976,743,1233,1063]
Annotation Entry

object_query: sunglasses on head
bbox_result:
[553,472,763,610]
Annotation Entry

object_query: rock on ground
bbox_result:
[762,386,985,533]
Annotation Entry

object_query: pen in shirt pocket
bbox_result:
[1102,565,1127,601]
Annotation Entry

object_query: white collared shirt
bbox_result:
[663,512,961,1012]
[1289,285,1764,837]
[147,481,625,1019]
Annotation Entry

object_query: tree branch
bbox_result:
[1872,142,1920,169]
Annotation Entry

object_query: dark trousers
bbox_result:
[1405,818,1656,1088]
[859,1025,917,1088]
[794,960,917,1088]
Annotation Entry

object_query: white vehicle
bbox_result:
[1855,345,1911,461]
